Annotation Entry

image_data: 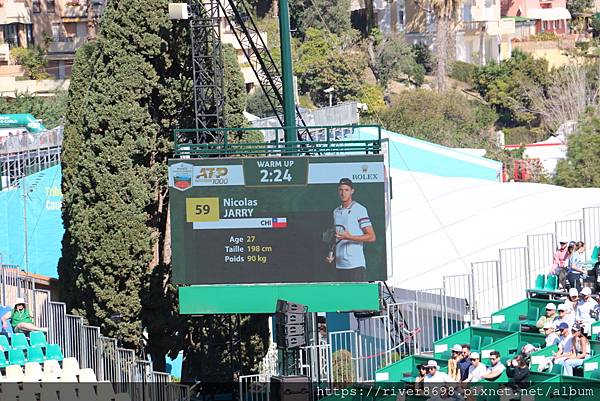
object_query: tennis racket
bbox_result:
[327,224,347,261]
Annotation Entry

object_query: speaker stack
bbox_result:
[275,299,308,349]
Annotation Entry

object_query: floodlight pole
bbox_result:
[278,0,296,144]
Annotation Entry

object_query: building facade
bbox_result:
[501,0,571,35]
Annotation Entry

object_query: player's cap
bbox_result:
[545,303,556,310]
[581,287,592,296]
[338,178,354,188]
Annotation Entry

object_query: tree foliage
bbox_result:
[9,47,50,80]
[0,92,67,128]
[295,28,366,106]
[366,30,424,87]
[555,112,600,187]
[473,50,549,127]
[290,0,352,36]
[246,88,275,118]
[380,89,497,147]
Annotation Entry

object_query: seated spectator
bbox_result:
[506,354,530,390]
[552,323,574,366]
[536,303,558,334]
[423,360,455,384]
[481,351,505,381]
[457,344,472,382]
[415,364,427,393]
[565,288,579,311]
[464,352,487,383]
[559,324,590,376]
[447,344,462,381]
[543,322,560,347]
[575,287,598,335]
[1,298,47,334]
[556,304,575,328]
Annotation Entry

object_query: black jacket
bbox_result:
[506,365,530,390]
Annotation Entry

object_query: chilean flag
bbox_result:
[272,217,287,228]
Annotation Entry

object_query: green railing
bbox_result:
[172,125,381,157]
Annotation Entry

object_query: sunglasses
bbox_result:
[470,358,477,361]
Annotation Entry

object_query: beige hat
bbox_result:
[425,360,439,368]
[470,352,480,359]
[569,288,579,297]
[581,287,592,296]
[14,297,26,306]
[545,303,556,310]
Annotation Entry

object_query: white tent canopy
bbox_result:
[387,169,600,290]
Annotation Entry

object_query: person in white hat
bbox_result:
[447,344,463,381]
[543,322,560,347]
[464,352,487,383]
[564,288,580,312]
[423,360,455,384]
[556,303,575,329]
[1,298,47,334]
[536,303,558,334]
[575,287,597,334]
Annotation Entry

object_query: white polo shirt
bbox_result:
[333,201,372,269]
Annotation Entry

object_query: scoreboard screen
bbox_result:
[168,155,387,284]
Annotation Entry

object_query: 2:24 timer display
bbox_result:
[259,168,293,183]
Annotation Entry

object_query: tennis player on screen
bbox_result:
[325,178,376,271]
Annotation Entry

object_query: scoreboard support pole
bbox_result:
[278,0,297,144]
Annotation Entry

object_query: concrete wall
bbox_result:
[0,77,69,96]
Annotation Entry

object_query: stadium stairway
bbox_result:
[0,265,188,401]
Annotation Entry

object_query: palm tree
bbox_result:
[430,0,461,91]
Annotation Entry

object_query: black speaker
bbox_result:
[275,300,307,349]
[270,375,310,401]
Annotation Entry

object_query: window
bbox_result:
[3,25,18,47]
[32,0,41,13]
[47,0,55,13]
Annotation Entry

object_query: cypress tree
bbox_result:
[60,0,268,377]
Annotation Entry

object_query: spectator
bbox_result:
[481,351,505,381]
[506,354,530,390]
[464,352,487,383]
[565,288,580,312]
[556,304,575,328]
[415,364,427,393]
[560,324,590,376]
[1,298,47,334]
[536,303,558,334]
[447,344,462,381]
[423,360,455,384]
[552,239,570,289]
[458,344,472,381]
[575,287,598,335]
[543,322,560,347]
[567,241,586,292]
[552,322,574,366]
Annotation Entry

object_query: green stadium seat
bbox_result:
[497,321,510,331]
[470,335,482,352]
[439,350,450,360]
[590,369,600,380]
[544,275,558,291]
[10,333,28,350]
[27,346,45,363]
[9,348,26,365]
[0,350,8,368]
[45,344,63,361]
[29,331,47,348]
[534,274,545,290]
[510,322,522,332]
[0,334,10,350]
[482,336,494,348]
[591,246,599,262]
[551,363,563,375]
[527,307,539,321]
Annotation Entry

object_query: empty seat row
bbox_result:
[0,343,64,367]
[2,358,86,382]
[470,335,495,352]
[0,332,47,351]
[0,381,130,401]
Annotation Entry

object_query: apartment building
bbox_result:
[501,0,571,35]
[0,0,34,65]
